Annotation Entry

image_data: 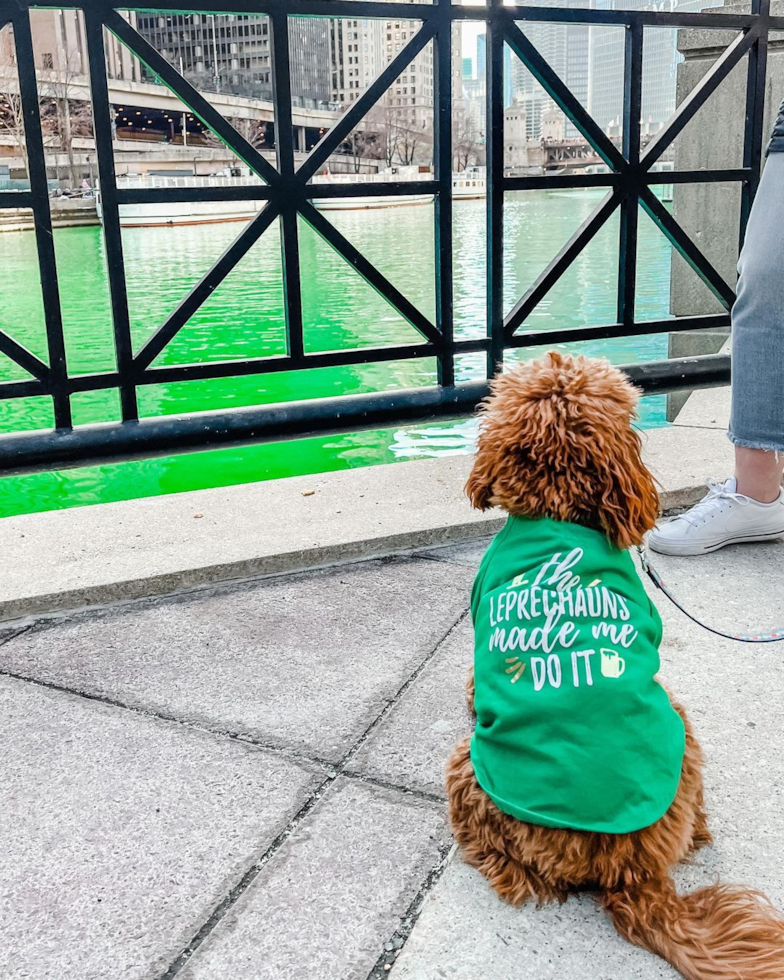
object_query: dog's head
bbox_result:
[466,351,659,549]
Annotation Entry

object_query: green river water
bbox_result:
[0,190,674,517]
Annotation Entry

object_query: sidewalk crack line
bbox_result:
[153,605,467,978]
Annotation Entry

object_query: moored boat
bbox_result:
[100,174,266,228]
[100,168,487,227]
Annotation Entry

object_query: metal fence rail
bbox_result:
[0,0,778,473]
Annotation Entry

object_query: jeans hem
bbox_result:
[768,136,784,156]
[728,431,784,453]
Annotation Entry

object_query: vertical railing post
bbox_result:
[85,8,138,421]
[434,0,454,387]
[270,9,304,363]
[617,20,643,327]
[13,9,72,429]
[486,0,506,377]
[740,0,770,250]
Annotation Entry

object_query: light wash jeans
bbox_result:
[729,150,784,452]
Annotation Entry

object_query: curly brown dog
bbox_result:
[446,351,784,979]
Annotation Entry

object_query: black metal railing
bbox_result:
[0,0,778,473]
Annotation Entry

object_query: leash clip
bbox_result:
[637,544,661,589]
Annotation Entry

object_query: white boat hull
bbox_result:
[116,198,265,228]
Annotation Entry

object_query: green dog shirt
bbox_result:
[470,515,685,835]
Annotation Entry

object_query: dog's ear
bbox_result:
[464,357,565,513]
[464,381,501,511]
[464,374,524,511]
[595,426,660,549]
[465,444,497,511]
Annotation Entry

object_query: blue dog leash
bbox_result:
[636,545,784,643]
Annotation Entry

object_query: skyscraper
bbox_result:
[588,0,725,137]
[504,44,514,110]
[508,0,590,140]
[330,18,385,105]
[135,13,331,106]
[329,6,463,166]
[0,8,141,81]
[463,32,513,144]
[476,33,486,79]
[383,18,434,131]
[474,32,512,108]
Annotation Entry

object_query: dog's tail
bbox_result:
[603,874,784,979]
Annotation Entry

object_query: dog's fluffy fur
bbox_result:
[447,351,784,979]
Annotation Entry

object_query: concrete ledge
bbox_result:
[0,418,733,622]
[671,371,731,431]
[0,457,500,623]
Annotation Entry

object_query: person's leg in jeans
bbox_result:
[649,152,784,556]
[729,152,784,497]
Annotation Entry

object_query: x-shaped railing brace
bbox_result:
[502,19,752,341]
[99,10,442,375]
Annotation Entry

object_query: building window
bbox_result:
[42,52,54,69]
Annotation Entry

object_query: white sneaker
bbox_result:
[648,477,784,556]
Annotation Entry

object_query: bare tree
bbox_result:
[0,59,92,188]
[343,126,380,173]
[302,102,429,172]
[453,111,483,172]
[395,118,423,167]
[367,104,428,167]
[200,116,269,157]
[230,116,268,150]
[0,91,28,175]
[38,49,92,189]
[363,104,400,169]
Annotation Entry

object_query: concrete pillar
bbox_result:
[667,3,784,418]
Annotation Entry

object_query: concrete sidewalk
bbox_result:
[0,415,733,622]
[1,532,783,980]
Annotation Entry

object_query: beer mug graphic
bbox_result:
[600,648,626,679]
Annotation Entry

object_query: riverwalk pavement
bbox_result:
[2,527,784,980]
